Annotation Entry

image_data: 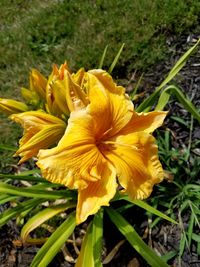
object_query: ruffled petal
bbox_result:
[76,163,117,224]
[102,132,164,199]
[119,110,167,135]
[10,111,66,163]
[88,69,125,95]
[37,110,108,189]
[86,71,133,139]
[16,125,65,164]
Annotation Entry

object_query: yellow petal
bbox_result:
[30,69,47,100]
[16,125,65,164]
[48,78,70,116]
[119,110,168,135]
[0,98,28,115]
[102,132,164,199]
[86,72,133,138]
[10,111,66,163]
[37,110,107,189]
[46,63,78,116]
[21,87,39,105]
[88,69,125,95]
[76,163,117,224]
[46,70,67,116]
[72,68,85,87]
[65,71,89,112]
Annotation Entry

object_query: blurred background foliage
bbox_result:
[1,0,200,96]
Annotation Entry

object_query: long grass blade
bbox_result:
[137,40,200,112]
[0,198,44,228]
[0,182,74,199]
[31,212,76,267]
[21,203,76,243]
[109,43,125,73]
[75,222,94,267]
[0,173,49,183]
[130,73,144,100]
[0,194,18,205]
[158,39,200,90]
[118,195,177,224]
[92,210,103,267]
[99,45,108,69]
[155,85,200,122]
[106,207,169,267]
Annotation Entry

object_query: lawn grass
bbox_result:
[1,0,200,97]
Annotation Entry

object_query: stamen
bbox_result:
[100,127,113,139]
[101,140,140,151]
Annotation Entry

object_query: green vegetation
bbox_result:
[1,0,200,96]
[0,1,200,266]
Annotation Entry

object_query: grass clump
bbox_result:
[1,0,200,97]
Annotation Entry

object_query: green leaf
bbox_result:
[137,40,200,112]
[76,210,104,267]
[155,85,200,122]
[158,40,200,91]
[191,233,200,243]
[0,173,50,183]
[31,212,76,267]
[197,242,200,256]
[187,213,195,247]
[130,73,144,100]
[179,232,186,258]
[0,182,75,199]
[106,207,169,267]
[0,194,18,205]
[170,116,190,128]
[116,203,134,213]
[0,198,44,228]
[92,210,103,267]
[99,45,108,69]
[21,203,76,243]
[0,144,17,151]
[154,88,170,111]
[119,196,177,224]
[75,222,94,267]
[161,251,177,261]
[109,43,125,73]
[18,169,41,175]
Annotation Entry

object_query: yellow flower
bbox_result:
[10,111,66,164]
[37,71,167,224]
[0,98,28,115]
[46,63,89,117]
[21,69,47,105]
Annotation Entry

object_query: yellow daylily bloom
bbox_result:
[37,71,167,224]
[21,69,47,105]
[30,69,47,100]
[46,63,89,117]
[0,98,28,115]
[10,111,66,164]
[21,87,39,107]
